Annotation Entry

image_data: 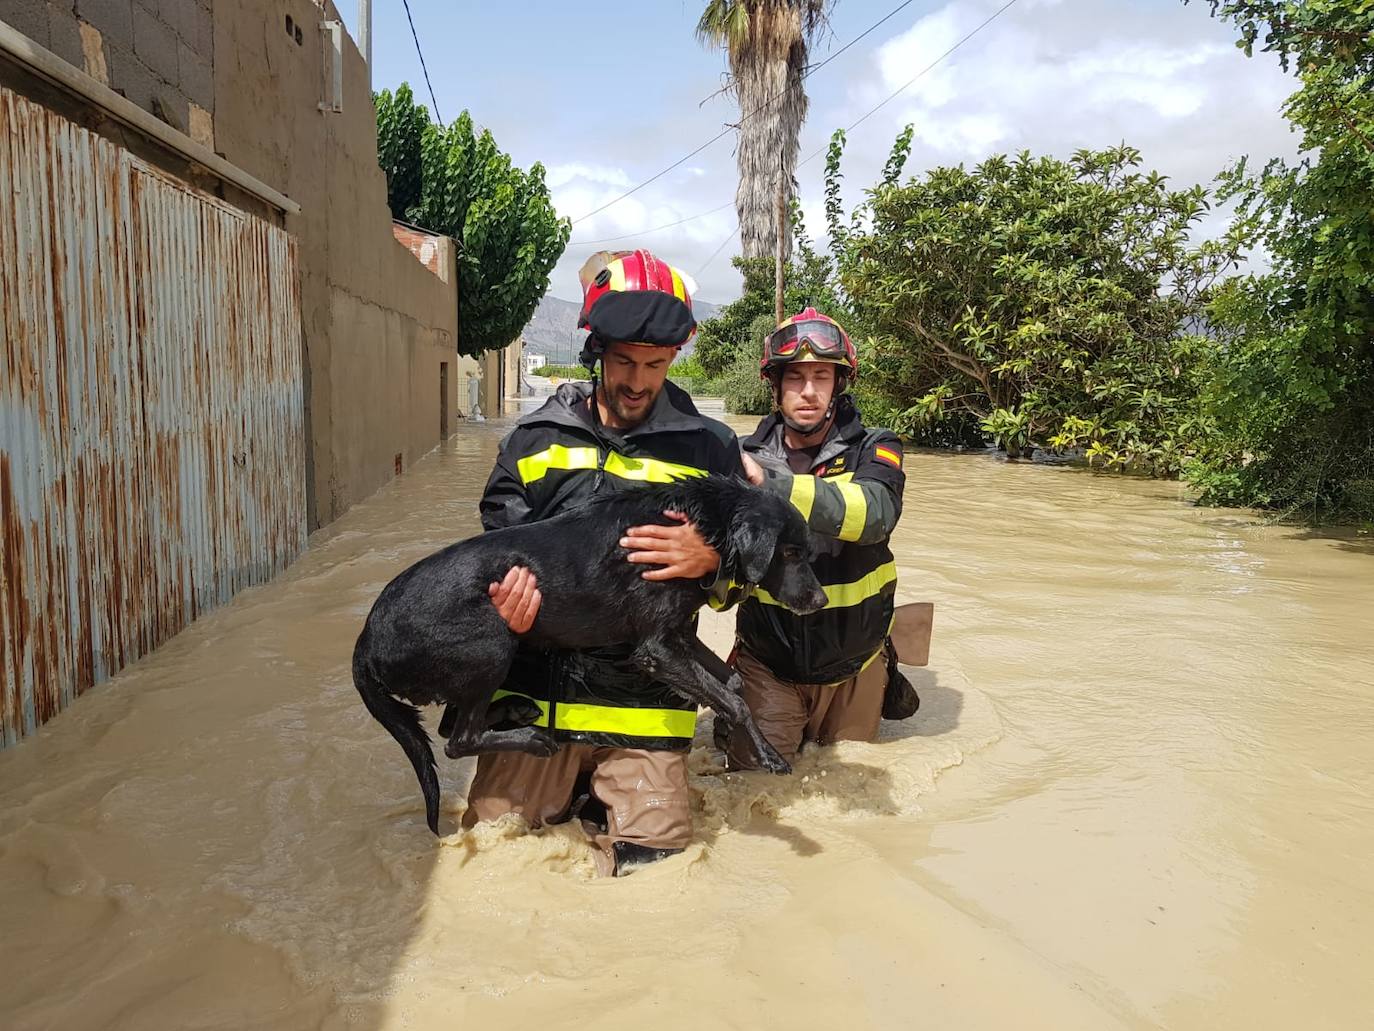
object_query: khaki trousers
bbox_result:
[463,744,692,877]
[725,644,887,769]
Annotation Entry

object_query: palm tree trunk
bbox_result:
[732,33,806,260]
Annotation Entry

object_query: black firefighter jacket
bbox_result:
[478,380,745,751]
[738,395,905,684]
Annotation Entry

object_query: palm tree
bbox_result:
[697,0,830,262]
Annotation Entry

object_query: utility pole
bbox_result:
[359,0,372,91]
[774,169,786,325]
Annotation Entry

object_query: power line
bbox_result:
[696,225,741,279]
[568,202,736,247]
[698,0,1022,278]
[801,0,1023,167]
[802,0,921,77]
[401,0,444,127]
[571,0,926,226]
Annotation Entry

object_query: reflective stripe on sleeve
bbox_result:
[836,480,868,542]
[788,472,816,520]
[751,560,897,610]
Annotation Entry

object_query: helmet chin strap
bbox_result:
[774,378,840,438]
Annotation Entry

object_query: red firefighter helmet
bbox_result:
[576,250,696,365]
[760,308,858,387]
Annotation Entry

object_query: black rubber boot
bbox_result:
[881,639,920,720]
[611,841,684,876]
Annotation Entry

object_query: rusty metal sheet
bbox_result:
[0,86,306,748]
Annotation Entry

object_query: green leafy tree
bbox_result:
[842,145,1237,470]
[373,86,571,356]
[374,84,429,220]
[1181,1,1374,518]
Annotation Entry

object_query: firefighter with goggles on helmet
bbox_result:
[720,308,921,768]
[467,249,754,876]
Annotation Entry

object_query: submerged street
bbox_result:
[1,412,1371,1030]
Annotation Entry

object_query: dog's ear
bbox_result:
[728,510,782,584]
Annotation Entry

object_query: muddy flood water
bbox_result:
[2,409,1372,1030]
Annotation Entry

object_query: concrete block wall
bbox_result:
[3,0,216,146]
[215,0,462,527]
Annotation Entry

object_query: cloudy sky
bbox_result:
[344,0,1301,306]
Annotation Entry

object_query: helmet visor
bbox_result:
[764,319,848,364]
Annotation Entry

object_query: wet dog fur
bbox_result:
[352,476,828,834]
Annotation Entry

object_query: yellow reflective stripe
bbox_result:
[515,445,707,485]
[517,444,599,484]
[789,473,816,520]
[492,689,697,739]
[857,645,886,674]
[669,265,686,303]
[836,480,868,542]
[828,472,854,483]
[491,689,551,727]
[553,701,697,739]
[603,451,708,483]
[753,561,897,610]
[608,260,627,292]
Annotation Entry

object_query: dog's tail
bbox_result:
[352,632,441,835]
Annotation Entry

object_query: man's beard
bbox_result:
[600,382,660,428]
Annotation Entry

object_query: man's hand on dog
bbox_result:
[741,452,766,486]
[489,514,718,630]
[621,510,720,581]
[489,566,541,633]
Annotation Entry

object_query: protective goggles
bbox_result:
[764,319,849,364]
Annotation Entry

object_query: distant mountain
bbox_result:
[519,294,721,366]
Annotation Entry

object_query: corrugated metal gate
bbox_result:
[0,85,306,747]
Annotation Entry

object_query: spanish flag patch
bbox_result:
[875,445,902,468]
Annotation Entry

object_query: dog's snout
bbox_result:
[777,571,828,615]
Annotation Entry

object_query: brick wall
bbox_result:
[391,222,452,283]
[3,0,215,146]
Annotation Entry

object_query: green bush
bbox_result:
[1180,0,1374,520]
[721,349,772,415]
[667,355,727,397]
[530,364,589,380]
[841,144,1232,471]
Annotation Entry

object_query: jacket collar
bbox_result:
[518,379,709,440]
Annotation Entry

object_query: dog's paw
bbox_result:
[524,730,559,758]
[756,740,792,775]
[507,697,544,727]
[485,696,544,730]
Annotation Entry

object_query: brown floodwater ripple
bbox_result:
[1,412,1371,1029]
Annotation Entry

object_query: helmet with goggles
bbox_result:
[760,308,858,390]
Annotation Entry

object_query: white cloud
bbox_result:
[791,0,1299,262]
[545,163,634,189]
[538,0,1302,305]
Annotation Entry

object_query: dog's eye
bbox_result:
[782,545,803,560]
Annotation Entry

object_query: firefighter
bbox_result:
[465,249,746,876]
[723,308,916,768]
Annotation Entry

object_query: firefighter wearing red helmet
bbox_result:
[465,249,752,876]
[721,308,920,768]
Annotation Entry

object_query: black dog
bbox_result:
[352,476,828,834]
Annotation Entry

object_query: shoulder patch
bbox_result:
[875,445,902,468]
